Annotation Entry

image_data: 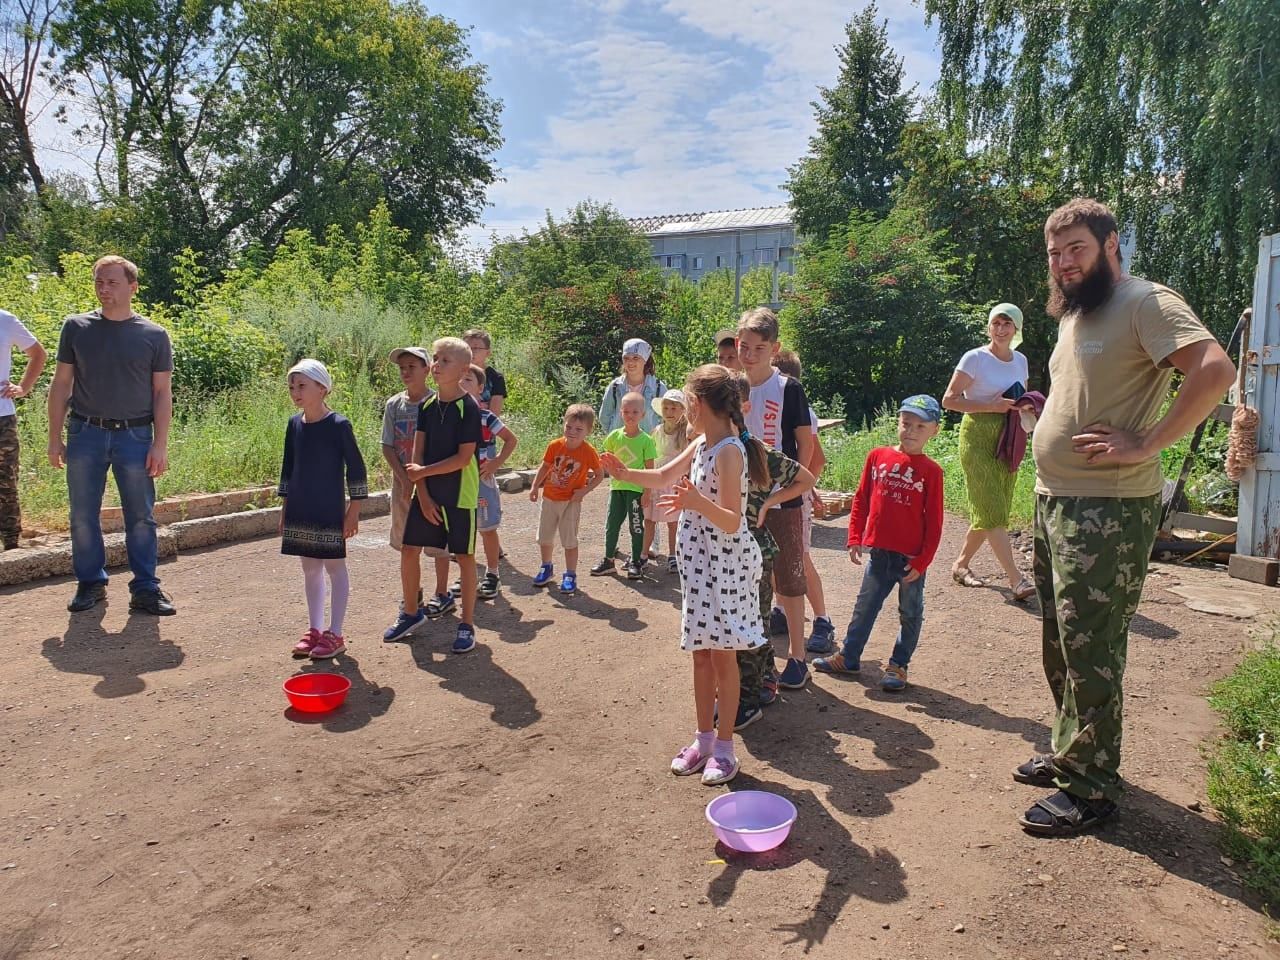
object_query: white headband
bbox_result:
[287,358,333,392]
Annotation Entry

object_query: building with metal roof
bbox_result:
[627,205,797,305]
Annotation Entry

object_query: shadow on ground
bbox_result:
[41,604,183,697]
[284,652,395,732]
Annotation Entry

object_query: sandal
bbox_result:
[952,567,984,587]
[1019,790,1116,837]
[1012,753,1058,787]
[1012,577,1036,602]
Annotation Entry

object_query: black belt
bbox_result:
[70,412,153,430]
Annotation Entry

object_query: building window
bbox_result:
[693,256,703,269]
[755,248,775,265]
[715,255,723,268]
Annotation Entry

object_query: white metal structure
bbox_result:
[1236,232,1280,558]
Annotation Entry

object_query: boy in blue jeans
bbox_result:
[814,395,944,691]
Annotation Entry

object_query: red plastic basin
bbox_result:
[283,672,351,713]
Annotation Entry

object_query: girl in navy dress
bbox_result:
[278,359,368,660]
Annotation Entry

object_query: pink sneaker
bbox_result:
[292,628,322,658]
[670,742,709,776]
[310,630,347,660]
[702,754,739,786]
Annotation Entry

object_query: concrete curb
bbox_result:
[0,492,390,588]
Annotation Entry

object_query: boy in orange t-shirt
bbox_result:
[528,404,604,595]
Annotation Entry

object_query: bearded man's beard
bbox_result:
[1047,254,1116,318]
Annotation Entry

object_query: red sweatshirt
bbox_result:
[846,446,945,573]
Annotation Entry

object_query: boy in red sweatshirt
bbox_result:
[814,395,944,691]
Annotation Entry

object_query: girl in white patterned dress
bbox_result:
[603,364,768,785]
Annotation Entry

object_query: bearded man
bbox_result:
[1014,199,1235,836]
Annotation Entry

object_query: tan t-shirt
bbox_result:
[1033,276,1215,498]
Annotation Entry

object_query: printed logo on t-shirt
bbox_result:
[549,454,584,490]
[1076,340,1104,356]
[391,415,416,464]
[872,460,925,504]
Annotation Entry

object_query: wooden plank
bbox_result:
[1229,553,1279,586]
[816,418,845,433]
[1168,511,1237,536]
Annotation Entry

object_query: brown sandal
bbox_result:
[952,567,984,587]
[1012,577,1036,602]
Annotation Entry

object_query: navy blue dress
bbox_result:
[278,412,368,559]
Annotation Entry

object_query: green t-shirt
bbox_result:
[747,446,802,560]
[604,428,659,493]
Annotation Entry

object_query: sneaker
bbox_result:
[734,702,763,731]
[769,606,788,636]
[624,559,645,580]
[2,538,19,551]
[589,558,616,576]
[667,555,678,574]
[777,657,809,689]
[880,663,908,691]
[424,593,456,618]
[670,742,709,776]
[805,616,836,654]
[383,610,425,642]
[292,628,322,658]
[452,623,476,654]
[559,571,577,595]
[477,571,500,600]
[398,587,425,615]
[532,563,554,588]
[448,578,462,598]
[759,676,779,706]
[310,630,346,659]
[813,652,860,674]
[701,754,739,786]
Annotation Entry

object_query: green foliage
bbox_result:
[924,0,1280,342]
[782,208,982,423]
[1206,642,1280,907]
[653,267,777,386]
[784,4,916,240]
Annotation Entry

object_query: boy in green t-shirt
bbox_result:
[591,391,657,579]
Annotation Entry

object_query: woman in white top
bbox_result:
[941,303,1034,601]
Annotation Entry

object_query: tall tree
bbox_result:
[784,3,915,240]
[47,0,501,295]
[0,0,62,219]
[924,0,1280,337]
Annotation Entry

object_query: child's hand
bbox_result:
[847,545,863,565]
[480,461,498,482]
[416,488,441,525]
[657,475,700,515]
[529,485,539,503]
[571,487,588,502]
[343,502,361,539]
[600,451,627,477]
[902,561,921,584]
[405,462,426,482]
[810,489,823,510]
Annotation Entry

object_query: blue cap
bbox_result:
[898,394,941,423]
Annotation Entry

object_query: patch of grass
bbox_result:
[819,412,1037,530]
[1206,642,1280,909]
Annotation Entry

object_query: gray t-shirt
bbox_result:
[56,311,174,420]
[381,390,431,465]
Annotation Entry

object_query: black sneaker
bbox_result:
[129,589,177,616]
[2,539,19,551]
[477,571,500,599]
[589,558,616,576]
[68,582,107,613]
[625,559,645,580]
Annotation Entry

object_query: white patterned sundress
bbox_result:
[677,436,766,652]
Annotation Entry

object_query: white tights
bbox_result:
[299,557,350,635]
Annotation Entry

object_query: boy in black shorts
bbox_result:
[386,337,483,653]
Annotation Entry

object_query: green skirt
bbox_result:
[959,412,1017,530]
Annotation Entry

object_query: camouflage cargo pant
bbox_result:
[0,415,19,546]
[1033,494,1159,803]
[738,554,775,705]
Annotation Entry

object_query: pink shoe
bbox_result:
[670,742,709,776]
[292,628,322,658]
[310,630,347,660]
[702,754,739,786]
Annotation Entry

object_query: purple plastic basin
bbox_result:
[705,791,797,853]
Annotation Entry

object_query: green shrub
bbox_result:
[1206,643,1280,907]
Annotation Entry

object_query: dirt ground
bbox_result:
[2,491,1276,960]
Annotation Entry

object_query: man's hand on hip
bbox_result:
[1072,423,1151,466]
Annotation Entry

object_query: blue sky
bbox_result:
[32,0,941,250]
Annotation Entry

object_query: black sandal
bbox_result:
[1012,753,1058,787]
[1019,790,1116,836]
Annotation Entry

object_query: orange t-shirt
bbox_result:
[541,437,601,502]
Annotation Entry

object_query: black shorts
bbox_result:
[402,497,477,556]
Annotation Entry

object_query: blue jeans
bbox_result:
[840,548,925,669]
[66,419,159,592]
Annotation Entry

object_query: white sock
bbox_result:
[300,557,326,632]
[323,558,349,635]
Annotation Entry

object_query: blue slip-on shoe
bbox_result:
[769,606,789,636]
[813,653,860,674]
[805,616,836,654]
[452,623,476,654]
[532,563,554,588]
[759,676,779,706]
[559,571,577,595]
[734,702,763,731]
[777,657,809,689]
[383,609,426,642]
[880,663,908,691]
[425,593,456,618]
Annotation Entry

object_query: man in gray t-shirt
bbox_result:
[47,255,177,616]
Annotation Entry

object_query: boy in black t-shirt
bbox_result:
[383,337,483,654]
